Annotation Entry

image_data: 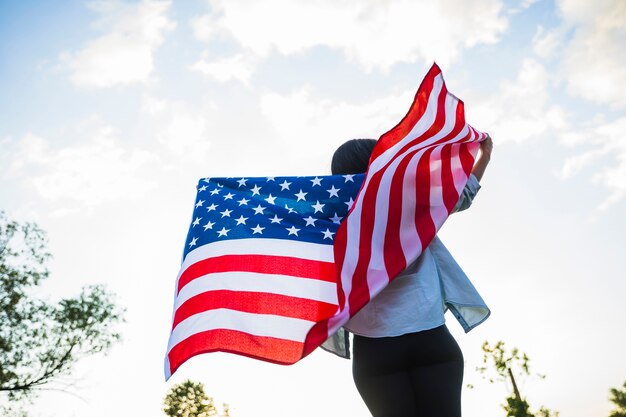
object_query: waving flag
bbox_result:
[165,63,487,379]
[165,174,364,379]
[319,63,488,341]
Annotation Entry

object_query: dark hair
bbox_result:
[331,138,377,175]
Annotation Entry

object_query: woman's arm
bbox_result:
[471,135,493,182]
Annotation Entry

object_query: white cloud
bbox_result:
[532,25,565,59]
[468,59,566,143]
[62,0,175,88]
[553,0,626,108]
[140,95,213,162]
[559,116,626,210]
[3,119,160,212]
[192,0,508,76]
[260,86,414,151]
[190,52,258,85]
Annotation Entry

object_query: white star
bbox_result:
[195,200,205,208]
[217,227,230,237]
[264,194,277,205]
[203,221,215,231]
[266,177,275,181]
[223,192,234,200]
[294,189,307,201]
[343,174,355,182]
[220,209,232,218]
[284,204,295,214]
[198,185,208,192]
[207,203,218,212]
[321,229,335,240]
[312,200,325,213]
[304,216,317,227]
[210,188,221,195]
[253,205,266,215]
[250,185,262,196]
[330,212,343,224]
[270,214,283,224]
[326,185,340,198]
[279,180,292,191]
[192,217,202,226]
[235,215,248,225]
[251,224,265,234]
[237,197,250,206]
[237,178,248,187]
[286,226,300,236]
[189,237,198,247]
[310,176,322,186]
[344,197,355,209]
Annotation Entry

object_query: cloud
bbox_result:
[468,59,566,143]
[3,118,160,212]
[260,86,414,151]
[190,52,258,85]
[140,95,213,162]
[191,0,508,79]
[548,0,626,108]
[559,116,626,210]
[61,0,175,88]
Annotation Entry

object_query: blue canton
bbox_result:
[183,174,365,260]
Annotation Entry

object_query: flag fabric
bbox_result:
[164,63,488,379]
[165,174,365,379]
[321,63,489,340]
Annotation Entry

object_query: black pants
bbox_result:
[352,325,464,417]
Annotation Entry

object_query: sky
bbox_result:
[1,0,625,416]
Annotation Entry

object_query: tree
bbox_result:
[0,211,124,402]
[163,380,230,417]
[609,381,626,417]
[477,341,558,417]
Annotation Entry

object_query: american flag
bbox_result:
[165,174,365,379]
[327,63,487,338]
[165,63,487,379]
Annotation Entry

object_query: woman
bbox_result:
[329,136,493,417]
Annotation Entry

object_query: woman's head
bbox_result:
[331,138,377,175]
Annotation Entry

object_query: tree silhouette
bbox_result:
[609,381,626,417]
[0,211,124,403]
[163,379,230,417]
[477,341,558,417]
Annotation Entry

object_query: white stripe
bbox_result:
[166,309,314,353]
[173,271,339,311]
[429,146,448,227]
[178,238,334,284]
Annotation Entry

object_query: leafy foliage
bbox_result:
[609,381,626,417]
[163,379,231,417]
[0,211,124,400]
[478,341,558,417]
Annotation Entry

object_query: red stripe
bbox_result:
[382,149,415,277]
[167,329,304,376]
[441,145,458,213]
[459,141,476,176]
[371,64,440,161]
[303,320,331,357]
[172,290,337,330]
[178,254,336,294]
